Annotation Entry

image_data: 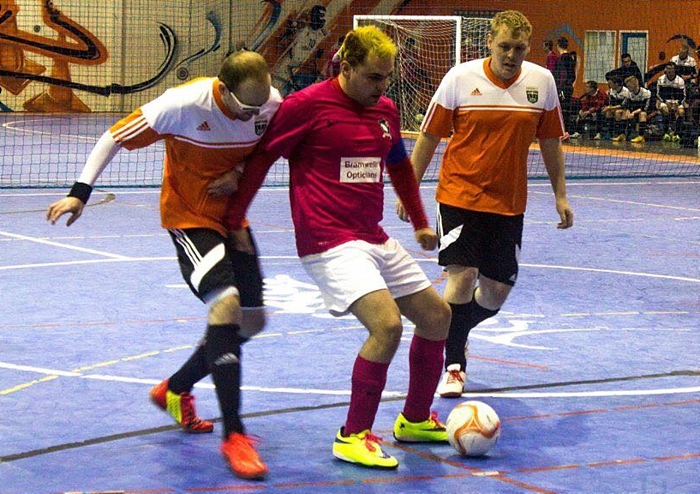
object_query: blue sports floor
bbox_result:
[1,179,699,494]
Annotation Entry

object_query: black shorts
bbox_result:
[437,204,523,286]
[168,227,264,307]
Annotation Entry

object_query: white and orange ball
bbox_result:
[446,400,501,457]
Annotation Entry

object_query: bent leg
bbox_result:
[343,289,403,434]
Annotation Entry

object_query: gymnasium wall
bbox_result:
[0,0,698,112]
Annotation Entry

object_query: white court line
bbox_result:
[1,361,697,399]
[3,255,696,286]
[0,230,131,259]
[0,257,173,271]
[521,263,700,284]
[0,255,296,271]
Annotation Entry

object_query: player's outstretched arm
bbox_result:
[46,130,121,226]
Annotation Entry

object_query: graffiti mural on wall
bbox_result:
[0,0,409,113]
[248,0,410,96]
[174,9,222,81]
[0,0,177,112]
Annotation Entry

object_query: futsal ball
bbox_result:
[446,400,501,457]
[414,113,424,124]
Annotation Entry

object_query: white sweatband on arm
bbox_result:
[77,131,121,186]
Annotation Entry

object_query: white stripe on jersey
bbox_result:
[458,105,544,114]
[112,115,149,142]
[172,134,261,149]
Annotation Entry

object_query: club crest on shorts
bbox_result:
[254,118,268,136]
[526,87,539,103]
[378,119,391,139]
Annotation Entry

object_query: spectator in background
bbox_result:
[617,74,654,143]
[569,80,608,140]
[543,39,558,73]
[656,62,687,141]
[601,75,630,140]
[671,44,698,84]
[553,36,578,131]
[605,53,644,86]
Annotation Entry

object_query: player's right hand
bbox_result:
[46,197,85,226]
[414,227,438,251]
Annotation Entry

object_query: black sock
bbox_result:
[614,119,624,136]
[445,303,471,370]
[445,297,499,370]
[638,121,647,137]
[168,342,209,394]
[205,323,244,437]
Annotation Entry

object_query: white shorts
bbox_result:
[300,238,432,316]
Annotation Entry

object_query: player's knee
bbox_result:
[422,299,451,339]
[376,319,403,350]
[477,282,511,309]
[206,287,241,325]
[239,308,266,339]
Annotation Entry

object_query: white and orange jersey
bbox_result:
[110,77,282,236]
[421,58,564,215]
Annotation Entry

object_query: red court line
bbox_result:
[471,355,551,370]
[388,442,557,494]
[516,452,698,475]
[0,316,205,331]
[503,398,700,424]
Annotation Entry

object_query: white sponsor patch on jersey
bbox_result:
[340,157,381,183]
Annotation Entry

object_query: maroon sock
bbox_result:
[344,356,389,436]
[402,335,445,423]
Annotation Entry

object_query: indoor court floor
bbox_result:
[1,178,699,493]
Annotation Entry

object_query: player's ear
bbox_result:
[339,60,352,78]
[217,80,230,98]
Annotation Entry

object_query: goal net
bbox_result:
[354,15,461,132]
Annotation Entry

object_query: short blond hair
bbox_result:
[490,10,532,40]
[337,25,397,67]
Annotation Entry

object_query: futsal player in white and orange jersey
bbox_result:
[397,10,574,397]
[46,50,282,480]
[225,26,451,469]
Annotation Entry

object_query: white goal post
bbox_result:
[353,15,462,132]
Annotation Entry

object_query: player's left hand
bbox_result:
[556,199,574,229]
[395,198,410,223]
[208,169,242,197]
[414,227,438,250]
